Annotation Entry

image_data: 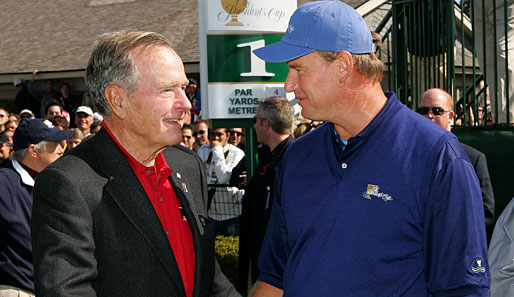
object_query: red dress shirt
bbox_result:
[104,124,195,297]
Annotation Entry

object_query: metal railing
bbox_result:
[377,0,513,128]
[207,184,244,221]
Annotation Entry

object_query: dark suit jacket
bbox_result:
[238,136,294,292]
[31,128,240,297]
[461,143,495,240]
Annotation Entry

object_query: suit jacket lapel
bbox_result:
[93,129,186,295]
[169,171,203,235]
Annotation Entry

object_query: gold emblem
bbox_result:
[221,0,248,26]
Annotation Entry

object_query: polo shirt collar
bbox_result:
[102,122,171,178]
[12,159,34,187]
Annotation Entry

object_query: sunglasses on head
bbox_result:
[417,107,448,116]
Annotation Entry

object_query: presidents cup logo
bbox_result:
[470,257,486,274]
[220,0,248,26]
[217,0,288,27]
[363,184,393,201]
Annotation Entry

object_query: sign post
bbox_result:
[198,0,296,179]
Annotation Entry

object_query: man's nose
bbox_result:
[179,89,192,111]
[284,70,297,93]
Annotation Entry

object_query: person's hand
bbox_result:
[210,139,222,148]
[32,69,38,80]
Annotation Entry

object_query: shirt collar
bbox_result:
[12,159,35,186]
[102,122,171,177]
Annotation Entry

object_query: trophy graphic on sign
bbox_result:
[221,0,248,26]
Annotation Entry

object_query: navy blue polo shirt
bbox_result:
[258,92,489,296]
[0,160,34,293]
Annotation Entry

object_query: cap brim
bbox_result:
[46,129,74,142]
[253,41,315,63]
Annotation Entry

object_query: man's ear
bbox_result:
[105,84,129,119]
[335,50,354,83]
[27,144,38,158]
[448,111,455,122]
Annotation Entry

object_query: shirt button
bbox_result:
[341,163,347,169]
[166,230,171,235]
[159,197,163,202]
[146,170,151,174]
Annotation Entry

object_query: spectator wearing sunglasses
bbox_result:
[0,108,8,132]
[228,128,245,151]
[193,120,209,150]
[181,124,197,152]
[197,128,245,236]
[419,88,494,241]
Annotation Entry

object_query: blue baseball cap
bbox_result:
[13,119,73,151]
[253,0,376,63]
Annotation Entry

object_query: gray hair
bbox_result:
[258,96,294,134]
[86,30,173,117]
[13,140,48,161]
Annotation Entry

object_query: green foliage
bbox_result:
[215,235,241,293]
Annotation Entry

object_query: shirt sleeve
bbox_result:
[424,141,490,296]
[256,161,288,290]
[27,80,43,100]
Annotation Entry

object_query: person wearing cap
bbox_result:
[19,109,35,121]
[30,30,239,297]
[74,105,94,136]
[0,119,72,297]
[14,79,39,117]
[250,1,489,296]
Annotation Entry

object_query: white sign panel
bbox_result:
[207,83,297,119]
[207,0,295,32]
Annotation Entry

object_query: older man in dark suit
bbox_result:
[31,30,240,297]
[419,88,495,240]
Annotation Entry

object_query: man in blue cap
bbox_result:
[0,119,72,297]
[250,1,490,296]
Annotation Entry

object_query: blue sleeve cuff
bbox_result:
[257,272,284,290]
[432,287,489,297]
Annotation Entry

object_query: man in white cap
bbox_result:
[19,109,35,121]
[74,106,94,136]
[250,1,489,296]
[0,119,72,297]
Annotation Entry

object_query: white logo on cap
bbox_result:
[287,24,295,34]
[43,120,54,128]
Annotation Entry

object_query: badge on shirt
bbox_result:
[470,257,486,273]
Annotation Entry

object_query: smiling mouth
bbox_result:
[164,118,182,123]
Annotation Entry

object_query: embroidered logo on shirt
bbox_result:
[470,257,486,273]
[363,184,393,201]
[43,120,54,128]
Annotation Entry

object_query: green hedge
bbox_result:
[215,235,241,293]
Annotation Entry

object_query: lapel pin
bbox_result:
[181,182,188,193]
[176,172,181,179]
